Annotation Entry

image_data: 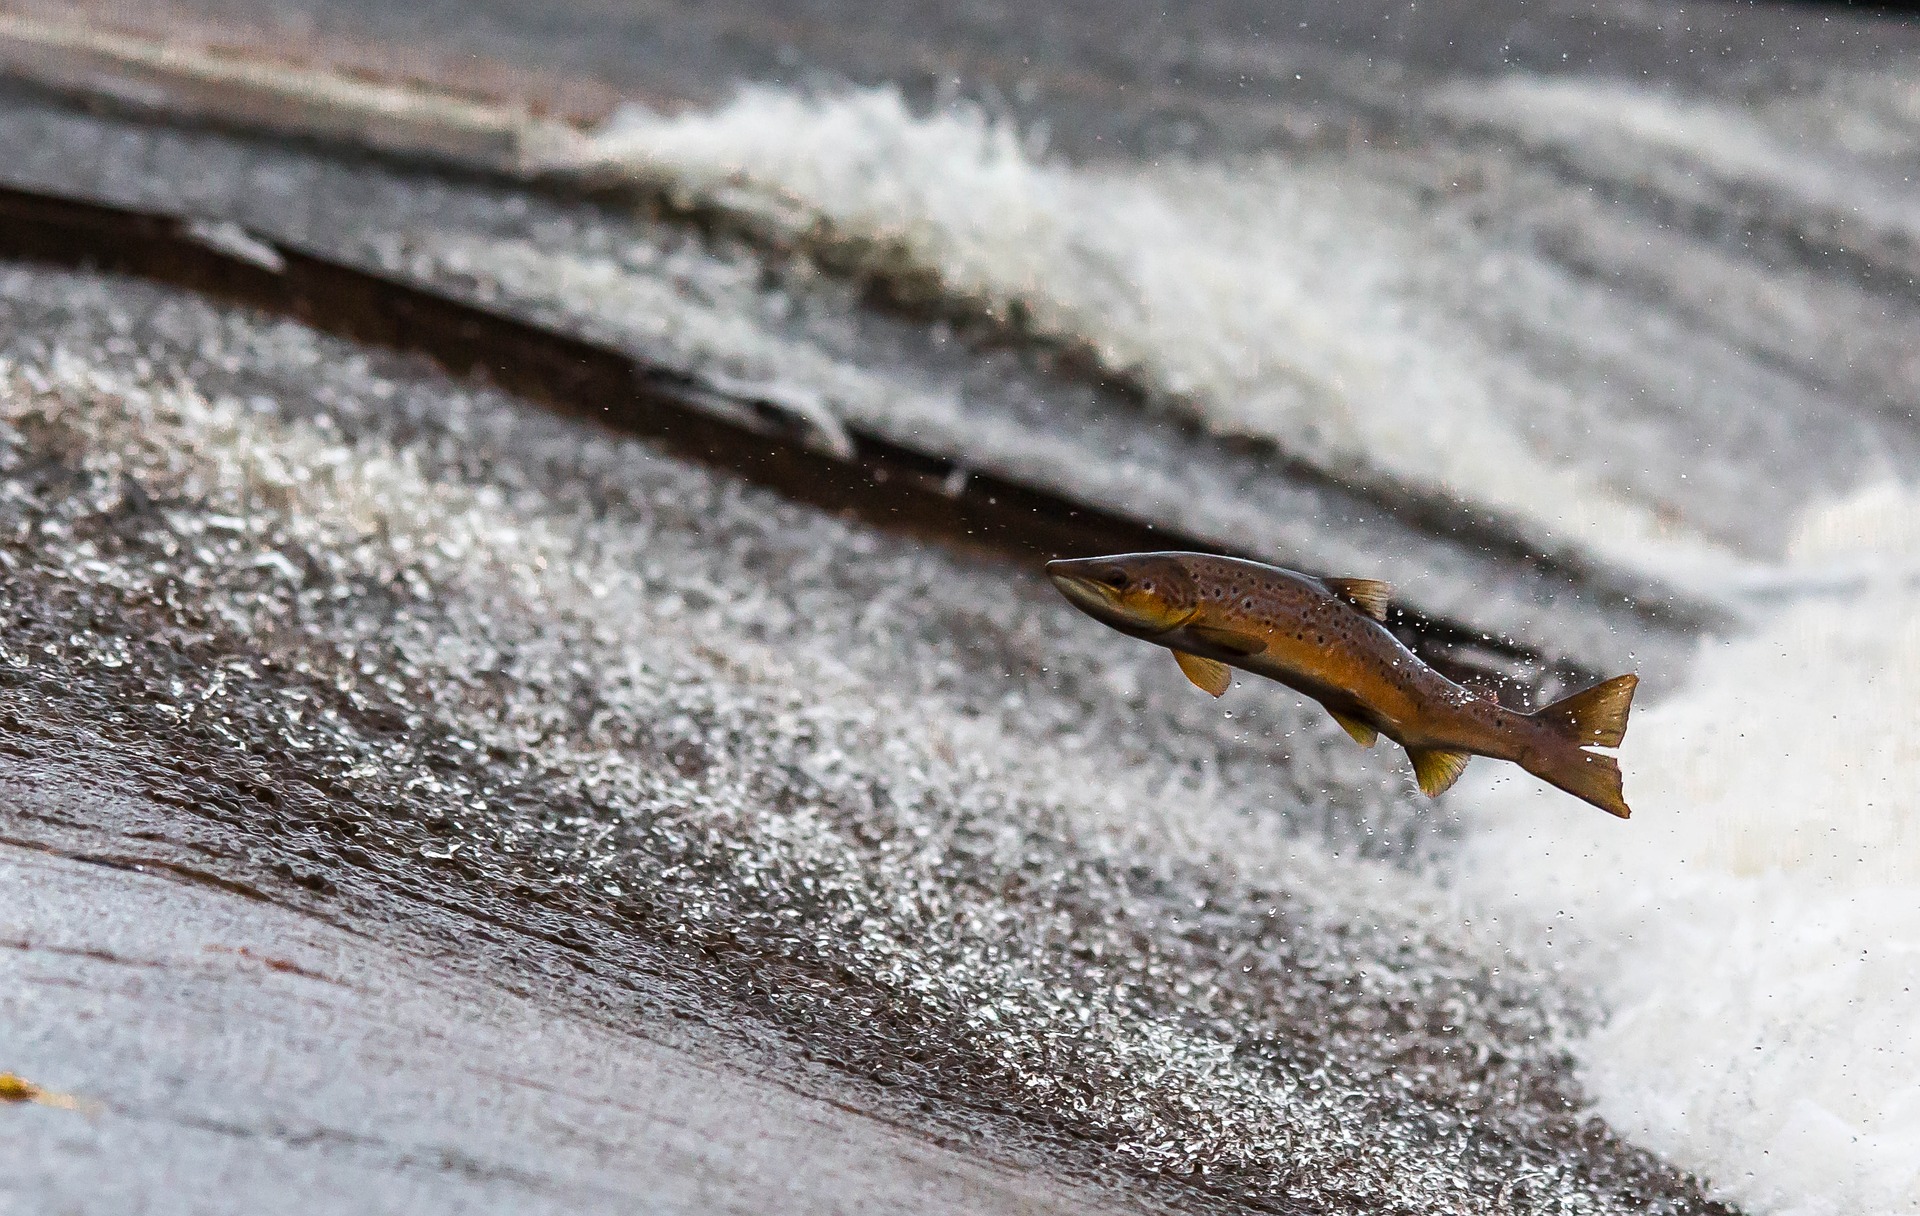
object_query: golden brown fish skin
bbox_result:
[1046,552,1635,817]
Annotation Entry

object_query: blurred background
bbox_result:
[1,2,1916,1213]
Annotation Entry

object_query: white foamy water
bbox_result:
[585,86,1760,594]
[563,78,1920,1211]
[1460,482,1920,1216]
[1430,71,1920,235]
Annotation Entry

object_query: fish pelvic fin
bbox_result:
[1533,674,1638,748]
[1321,577,1391,622]
[1407,747,1470,797]
[1173,650,1232,697]
[1527,748,1631,819]
[1328,710,1378,748]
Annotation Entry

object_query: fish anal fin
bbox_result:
[1174,650,1232,697]
[1534,674,1638,748]
[1407,748,1471,797]
[1328,710,1378,748]
[1322,577,1391,622]
[1186,624,1267,655]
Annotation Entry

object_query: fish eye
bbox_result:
[1101,567,1131,589]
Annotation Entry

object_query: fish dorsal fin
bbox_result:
[1173,650,1232,697]
[1322,577,1391,622]
[1534,674,1638,748]
[1407,748,1471,797]
[1186,624,1267,655]
[1328,710,1377,748]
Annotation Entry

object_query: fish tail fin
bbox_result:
[1524,674,1637,818]
[1531,674,1638,748]
[1525,747,1631,819]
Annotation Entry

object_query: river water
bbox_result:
[501,26,1920,1211]
[1,3,1918,1213]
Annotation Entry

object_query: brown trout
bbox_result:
[1047,552,1638,817]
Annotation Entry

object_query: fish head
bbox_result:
[1046,553,1198,637]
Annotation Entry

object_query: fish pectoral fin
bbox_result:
[1327,710,1378,748]
[1184,624,1267,655]
[1322,577,1391,622]
[1173,650,1233,697]
[1407,748,1471,797]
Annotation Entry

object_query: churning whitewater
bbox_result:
[576,76,1920,1215]
[1460,484,1920,1216]
[3,35,1914,1208]
[581,80,1920,604]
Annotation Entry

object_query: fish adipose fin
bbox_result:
[1408,748,1470,796]
[1174,650,1232,696]
[1535,674,1638,748]
[1321,577,1391,622]
[1328,710,1378,748]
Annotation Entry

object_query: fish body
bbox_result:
[1046,552,1637,817]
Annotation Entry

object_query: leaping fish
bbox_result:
[1046,552,1638,818]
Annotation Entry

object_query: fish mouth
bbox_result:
[1046,560,1189,635]
[1046,566,1115,617]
